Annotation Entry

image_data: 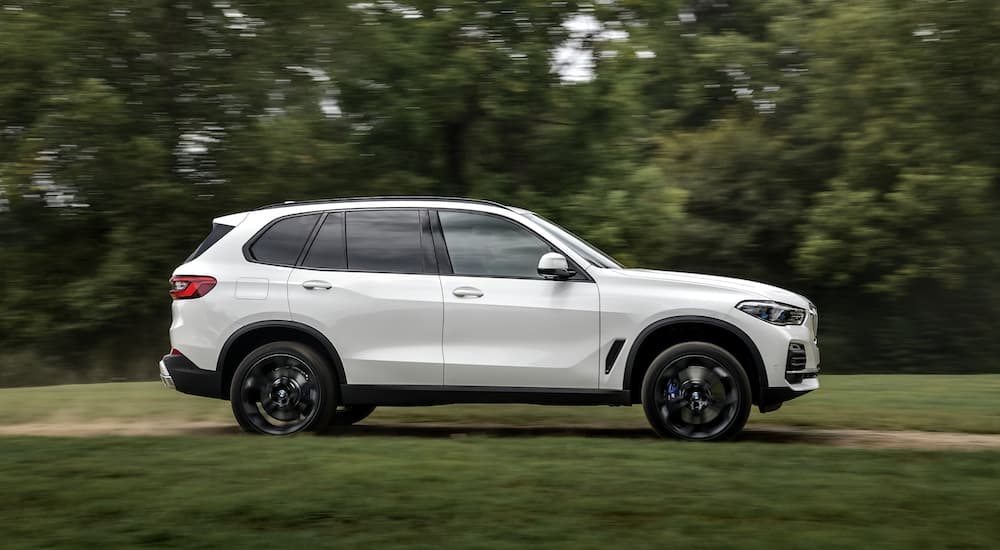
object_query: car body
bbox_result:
[161,197,820,440]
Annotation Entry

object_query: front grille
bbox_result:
[807,305,819,342]
[785,342,809,384]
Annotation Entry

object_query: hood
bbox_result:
[616,269,811,309]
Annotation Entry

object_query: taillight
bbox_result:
[169,276,217,300]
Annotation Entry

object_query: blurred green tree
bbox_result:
[0,0,997,383]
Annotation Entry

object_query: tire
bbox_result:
[641,342,751,441]
[230,341,337,435]
[332,405,377,426]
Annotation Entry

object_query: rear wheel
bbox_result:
[641,342,751,441]
[230,341,336,435]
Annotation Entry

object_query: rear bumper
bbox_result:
[159,354,224,399]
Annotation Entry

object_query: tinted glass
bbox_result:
[302,213,346,269]
[439,211,552,278]
[249,214,320,265]
[346,210,424,273]
[186,223,234,262]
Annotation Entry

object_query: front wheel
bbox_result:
[641,342,751,441]
[230,341,337,435]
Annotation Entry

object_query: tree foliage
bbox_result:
[1,0,998,378]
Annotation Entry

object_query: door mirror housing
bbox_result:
[537,252,575,280]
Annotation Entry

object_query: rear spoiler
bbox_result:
[212,211,249,227]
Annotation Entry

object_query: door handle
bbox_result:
[302,280,333,290]
[452,286,483,299]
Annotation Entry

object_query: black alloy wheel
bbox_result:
[230,341,336,435]
[641,342,751,441]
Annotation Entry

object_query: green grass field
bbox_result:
[1,436,998,549]
[1,375,998,549]
[2,374,999,433]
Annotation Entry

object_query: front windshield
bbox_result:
[527,213,623,269]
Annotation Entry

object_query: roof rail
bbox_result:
[254,196,511,211]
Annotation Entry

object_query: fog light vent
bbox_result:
[785,343,808,383]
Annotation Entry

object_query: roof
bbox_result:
[254,196,511,211]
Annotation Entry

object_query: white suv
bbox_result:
[161,197,819,440]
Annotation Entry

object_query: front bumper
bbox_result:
[159,353,224,399]
[745,319,820,412]
[758,385,816,412]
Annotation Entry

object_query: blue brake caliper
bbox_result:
[666,379,680,401]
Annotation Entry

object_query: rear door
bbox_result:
[436,210,601,389]
[287,209,444,386]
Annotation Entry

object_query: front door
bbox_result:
[436,210,600,389]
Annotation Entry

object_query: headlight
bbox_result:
[736,301,806,326]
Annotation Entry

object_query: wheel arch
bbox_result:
[623,316,766,405]
[217,320,347,399]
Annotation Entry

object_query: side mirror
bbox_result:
[537,252,575,280]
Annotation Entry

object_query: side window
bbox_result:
[302,213,346,269]
[346,210,424,273]
[249,214,320,265]
[438,211,552,278]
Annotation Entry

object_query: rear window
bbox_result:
[346,209,424,273]
[185,223,234,262]
[302,213,347,269]
[249,214,321,265]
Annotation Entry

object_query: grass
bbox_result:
[1,375,999,549]
[0,381,231,425]
[2,374,998,433]
[0,435,998,549]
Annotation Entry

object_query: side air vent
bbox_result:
[605,339,626,375]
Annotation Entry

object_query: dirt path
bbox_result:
[0,420,237,437]
[738,425,1000,450]
[1,419,999,449]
